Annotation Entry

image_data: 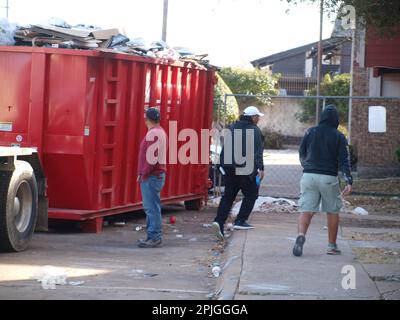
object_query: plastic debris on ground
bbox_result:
[135,225,145,232]
[1,17,215,69]
[130,269,158,279]
[351,207,369,216]
[32,266,85,290]
[68,281,85,286]
[212,266,221,278]
[207,196,222,208]
[231,197,298,216]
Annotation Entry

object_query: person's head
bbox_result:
[319,104,339,129]
[145,107,161,128]
[242,106,264,125]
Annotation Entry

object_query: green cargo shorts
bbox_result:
[299,173,342,214]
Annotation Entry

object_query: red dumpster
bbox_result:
[0,47,216,233]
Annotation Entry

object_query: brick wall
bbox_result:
[350,28,400,178]
[352,100,400,177]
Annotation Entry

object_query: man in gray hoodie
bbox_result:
[293,105,353,257]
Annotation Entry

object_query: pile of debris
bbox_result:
[1,17,213,68]
[231,197,298,216]
[15,24,120,49]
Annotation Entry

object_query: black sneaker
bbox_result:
[293,235,306,257]
[233,220,255,230]
[138,239,163,248]
[212,222,224,241]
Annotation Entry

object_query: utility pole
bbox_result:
[2,0,9,18]
[162,0,168,42]
[315,0,324,125]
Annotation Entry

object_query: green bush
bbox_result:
[213,74,239,124]
[296,73,351,124]
[396,148,400,163]
[218,67,279,110]
[262,129,284,150]
[349,145,358,169]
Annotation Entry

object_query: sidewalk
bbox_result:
[215,212,399,300]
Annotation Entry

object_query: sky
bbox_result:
[3,0,336,68]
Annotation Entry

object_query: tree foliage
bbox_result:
[284,0,400,35]
[218,67,279,110]
[213,74,240,124]
[296,73,351,124]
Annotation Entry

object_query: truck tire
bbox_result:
[184,199,204,211]
[0,161,38,252]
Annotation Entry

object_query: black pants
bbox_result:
[215,169,259,230]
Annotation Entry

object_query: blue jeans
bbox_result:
[140,174,165,241]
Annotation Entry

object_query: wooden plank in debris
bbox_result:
[31,24,92,38]
[91,29,119,40]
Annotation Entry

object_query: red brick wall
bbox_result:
[352,100,400,166]
[351,28,400,177]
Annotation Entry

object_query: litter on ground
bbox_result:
[231,197,298,216]
[32,266,76,290]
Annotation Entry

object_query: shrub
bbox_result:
[296,73,351,124]
[218,67,279,110]
[395,148,400,163]
[262,129,284,150]
[213,74,239,124]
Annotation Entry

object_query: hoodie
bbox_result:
[219,115,265,175]
[299,105,353,185]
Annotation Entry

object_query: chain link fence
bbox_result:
[211,94,400,199]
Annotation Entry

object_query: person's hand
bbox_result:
[342,185,352,196]
[258,170,265,181]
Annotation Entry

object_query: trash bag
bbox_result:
[108,34,130,48]
[0,18,16,46]
[173,47,194,56]
[128,37,147,48]
[150,40,169,50]
[73,24,101,30]
[155,48,180,63]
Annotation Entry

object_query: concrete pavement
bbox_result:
[215,212,400,300]
[0,206,222,300]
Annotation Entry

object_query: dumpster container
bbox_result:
[0,47,216,234]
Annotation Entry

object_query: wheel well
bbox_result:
[17,154,48,232]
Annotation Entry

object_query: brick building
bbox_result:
[351,25,400,178]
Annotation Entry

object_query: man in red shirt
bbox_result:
[137,108,167,248]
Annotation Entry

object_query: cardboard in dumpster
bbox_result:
[91,28,119,40]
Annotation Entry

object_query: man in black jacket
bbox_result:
[212,106,265,241]
[293,105,353,257]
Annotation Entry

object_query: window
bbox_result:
[382,73,400,97]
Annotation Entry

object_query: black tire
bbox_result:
[0,161,38,252]
[184,199,204,211]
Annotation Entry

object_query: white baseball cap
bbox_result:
[243,106,264,117]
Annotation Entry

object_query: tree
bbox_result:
[296,73,351,123]
[218,67,279,110]
[213,74,240,124]
[284,0,400,35]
